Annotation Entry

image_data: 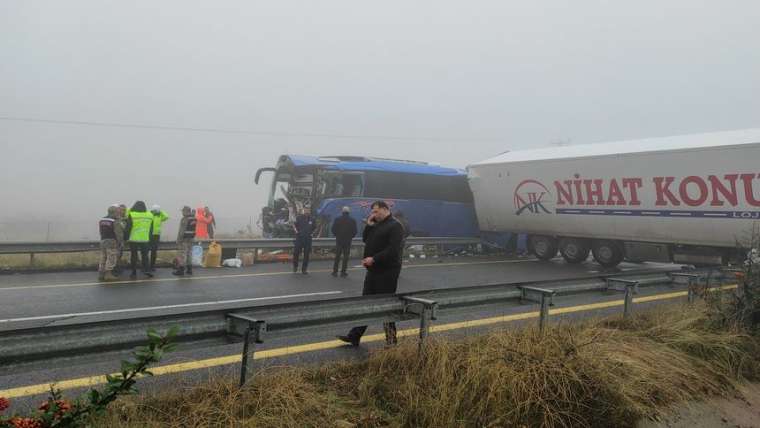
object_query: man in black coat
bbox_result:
[331,206,358,277]
[338,200,404,346]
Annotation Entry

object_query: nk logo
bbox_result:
[514,180,554,215]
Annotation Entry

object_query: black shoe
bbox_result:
[186,268,193,276]
[337,335,360,347]
[301,271,308,275]
[129,272,137,280]
[172,267,185,276]
[293,266,298,273]
[144,272,154,278]
[340,272,348,278]
[331,272,338,277]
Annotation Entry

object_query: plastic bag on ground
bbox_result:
[222,258,243,268]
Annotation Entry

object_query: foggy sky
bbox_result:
[1,1,759,233]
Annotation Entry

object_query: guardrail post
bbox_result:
[623,283,635,319]
[29,252,35,267]
[687,282,696,304]
[520,286,556,333]
[669,273,701,304]
[605,278,639,320]
[226,314,266,387]
[539,293,550,332]
[402,296,438,353]
[719,267,745,298]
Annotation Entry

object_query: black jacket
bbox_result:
[293,214,315,239]
[396,216,411,239]
[363,215,404,271]
[332,213,358,246]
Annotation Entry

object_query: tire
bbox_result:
[591,240,625,268]
[559,237,590,264]
[529,235,559,260]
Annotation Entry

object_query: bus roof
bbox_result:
[470,128,760,166]
[283,155,465,176]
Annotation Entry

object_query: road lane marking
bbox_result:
[0,291,343,324]
[0,284,736,399]
[0,258,537,291]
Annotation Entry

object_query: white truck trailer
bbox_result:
[467,129,760,267]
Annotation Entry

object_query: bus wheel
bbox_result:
[592,240,625,267]
[530,235,558,260]
[559,238,590,264]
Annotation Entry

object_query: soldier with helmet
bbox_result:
[173,206,197,276]
[98,205,124,281]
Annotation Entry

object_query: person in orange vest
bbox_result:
[205,206,217,239]
[195,206,213,240]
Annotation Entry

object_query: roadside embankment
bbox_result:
[94,303,760,427]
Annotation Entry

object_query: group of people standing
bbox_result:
[100,199,406,347]
[289,205,360,276]
[291,202,409,347]
[98,202,215,281]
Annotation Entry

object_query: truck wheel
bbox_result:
[530,235,558,260]
[559,238,590,264]
[592,240,625,267]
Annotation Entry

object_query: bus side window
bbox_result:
[343,174,363,197]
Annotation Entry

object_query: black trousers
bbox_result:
[347,266,402,339]
[293,237,312,272]
[332,243,351,274]
[130,242,150,274]
[149,235,160,270]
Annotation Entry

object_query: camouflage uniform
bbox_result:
[99,206,124,281]
[174,206,197,276]
[114,204,128,274]
[177,240,194,270]
[99,239,119,274]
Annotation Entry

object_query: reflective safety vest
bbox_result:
[99,217,116,240]
[128,211,153,243]
[151,210,169,236]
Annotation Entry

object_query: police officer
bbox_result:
[331,206,357,277]
[149,204,169,272]
[292,208,315,274]
[125,201,154,279]
[98,205,124,281]
[173,206,197,276]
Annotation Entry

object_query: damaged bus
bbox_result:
[255,155,479,238]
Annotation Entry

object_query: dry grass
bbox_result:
[95,304,760,428]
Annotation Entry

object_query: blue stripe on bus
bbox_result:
[554,208,760,219]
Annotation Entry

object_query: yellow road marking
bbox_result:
[0,259,534,291]
[0,284,736,399]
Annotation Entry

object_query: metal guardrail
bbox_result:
[0,237,481,255]
[0,267,706,369]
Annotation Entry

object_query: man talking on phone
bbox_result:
[338,200,404,346]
